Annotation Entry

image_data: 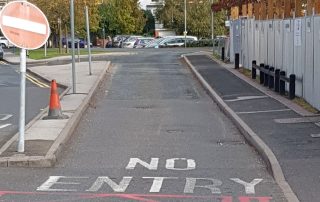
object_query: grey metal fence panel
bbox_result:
[230,21,234,62]
[259,21,268,64]
[233,19,241,55]
[254,20,260,64]
[248,19,255,69]
[293,18,305,97]
[241,19,248,68]
[304,16,315,106]
[274,20,284,70]
[283,20,294,75]
[267,20,275,67]
[313,16,320,109]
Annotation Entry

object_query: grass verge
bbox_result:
[19,48,109,60]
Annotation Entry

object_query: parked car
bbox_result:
[134,37,154,48]
[0,46,4,60]
[144,37,167,48]
[0,36,13,48]
[62,37,92,48]
[122,36,142,48]
[158,36,197,48]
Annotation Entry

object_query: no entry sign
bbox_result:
[0,1,50,50]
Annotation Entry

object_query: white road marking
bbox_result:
[230,178,263,194]
[311,134,320,138]
[86,177,132,192]
[37,176,266,195]
[0,114,12,121]
[37,176,88,192]
[184,178,222,194]
[236,109,291,115]
[165,158,196,170]
[225,96,268,102]
[126,158,159,170]
[3,15,47,34]
[143,177,178,192]
[0,124,11,129]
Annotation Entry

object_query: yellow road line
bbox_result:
[26,74,50,88]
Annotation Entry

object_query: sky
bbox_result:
[139,0,148,9]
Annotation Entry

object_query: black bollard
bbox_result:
[264,65,269,87]
[279,71,286,95]
[235,53,240,69]
[252,61,257,79]
[275,69,280,93]
[221,47,225,61]
[269,67,275,89]
[260,64,265,84]
[289,74,296,100]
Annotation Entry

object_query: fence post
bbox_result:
[264,65,269,86]
[289,74,296,100]
[221,47,225,61]
[269,67,275,89]
[252,60,257,79]
[275,69,280,92]
[260,64,265,84]
[235,53,240,69]
[279,71,286,95]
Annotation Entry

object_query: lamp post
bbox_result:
[184,0,187,48]
[211,0,214,52]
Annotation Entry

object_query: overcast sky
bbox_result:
[139,0,148,9]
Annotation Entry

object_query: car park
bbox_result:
[134,37,154,48]
[0,36,13,48]
[0,46,4,59]
[122,36,142,48]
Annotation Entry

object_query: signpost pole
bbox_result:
[85,6,92,75]
[70,0,76,93]
[18,48,26,152]
[44,41,47,57]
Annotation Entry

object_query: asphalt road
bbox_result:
[0,49,287,202]
[0,61,50,147]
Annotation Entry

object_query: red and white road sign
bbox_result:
[0,1,50,50]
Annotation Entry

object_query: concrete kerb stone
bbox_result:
[45,61,111,164]
[182,55,299,202]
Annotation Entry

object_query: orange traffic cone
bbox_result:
[43,80,68,120]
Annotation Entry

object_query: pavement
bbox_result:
[0,54,111,167]
[182,53,320,202]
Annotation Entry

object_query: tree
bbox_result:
[156,0,227,38]
[99,0,146,36]
[30,0,101,44]
[143,10,155,36]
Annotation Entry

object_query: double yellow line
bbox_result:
[26,73,50,88]
[1,60,50,88]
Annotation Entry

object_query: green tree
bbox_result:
[99,0,146,36]
[156,0,227,38]
[143,10,155,36]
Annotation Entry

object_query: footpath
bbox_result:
[0,54,111,167]
[183,53,320,202]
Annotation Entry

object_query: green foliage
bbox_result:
[143,10,155,36]
[156,0,227,38]
[30,0,101,38]
[99,0,146,36]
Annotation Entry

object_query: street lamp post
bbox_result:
[211,0,214,52]
[184,0,187,48]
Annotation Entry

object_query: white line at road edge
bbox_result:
[3,16,46,35]
[236,109,291,115]
[0,114,12,121]
[0,124,11,129]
